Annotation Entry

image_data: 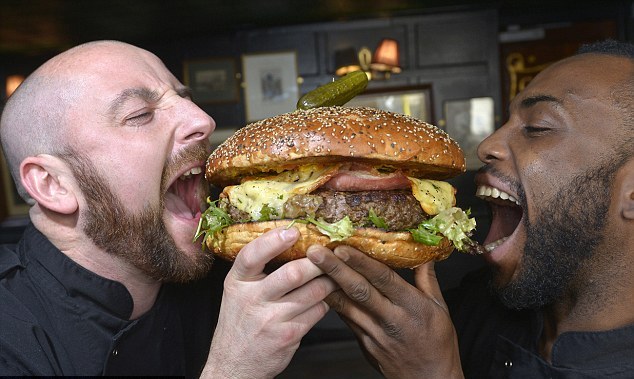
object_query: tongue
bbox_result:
[484,204,522,245]
[165,192,194,219]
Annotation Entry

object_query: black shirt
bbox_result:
[445,268,634,378]
[0,223,227,377]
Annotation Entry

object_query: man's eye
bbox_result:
[126,111,153,125]
[523,125,550,136]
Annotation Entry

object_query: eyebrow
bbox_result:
[108,87,161,116]
[520,94,563,108]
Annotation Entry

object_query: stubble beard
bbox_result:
[494,164,613,310]
[61,147,213,283]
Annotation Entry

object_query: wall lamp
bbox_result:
[335,38,402,80]
[5,74,25,98]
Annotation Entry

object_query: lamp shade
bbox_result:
[5,74,24,98]
[334,47,362,76]
[370,38,401,73]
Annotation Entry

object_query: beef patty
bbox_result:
[221,189,428,231]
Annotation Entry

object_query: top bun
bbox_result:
[206,106,466,186]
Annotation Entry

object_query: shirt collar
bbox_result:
[551,323,634,369]
[21,223,135,319]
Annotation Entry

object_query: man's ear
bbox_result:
[20,154,79,215]
[620,159,634,220]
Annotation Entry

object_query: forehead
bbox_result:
[44,43,177,107]
[517,54,632,106]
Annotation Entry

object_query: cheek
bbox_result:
[106,153,166,209]
[516,151,564,224]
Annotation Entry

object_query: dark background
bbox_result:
[0,1,631,377]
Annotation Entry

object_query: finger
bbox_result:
[307,245,394,315]
[260,256,329,300]
[324,290,377,330]
[282,298,332,341]
[331,245,413,304]
[279,276,337,321]
[230,227,299,281]
[414,261,448,310]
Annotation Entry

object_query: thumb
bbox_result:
[414,261,446,308]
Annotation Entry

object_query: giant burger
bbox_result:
[196,106,482,268]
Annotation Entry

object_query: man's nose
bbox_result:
[175,99,216,144]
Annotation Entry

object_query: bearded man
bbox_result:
[307,39,634,378]
[0,40,336,377]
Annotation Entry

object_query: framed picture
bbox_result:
[183,58,239,104]
[443,97,495,170]
[345,85,433,123]
[242,51,299,122]
[0,149,29,217]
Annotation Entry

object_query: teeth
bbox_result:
[179,166,203,180]
[476,185,520,206]
[485,237,509,252]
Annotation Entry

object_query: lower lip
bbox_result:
[484,240,509,263]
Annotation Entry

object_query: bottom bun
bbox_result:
[207,220,454,269]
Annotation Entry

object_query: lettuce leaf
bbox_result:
[368,208,389,229]
[305,215,354,242]
[194,198,233,247]
[410,207,477,252]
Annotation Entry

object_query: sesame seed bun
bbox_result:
[206,106,465,187]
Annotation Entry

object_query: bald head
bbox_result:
[0,40,155,201]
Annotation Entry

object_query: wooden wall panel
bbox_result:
[415,10,497,67]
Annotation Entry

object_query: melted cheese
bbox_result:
[225,164,339,220]
[408,177,456,215]
[224,163,456,221]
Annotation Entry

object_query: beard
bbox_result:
[60,146,213,283]
[493,163,616,310]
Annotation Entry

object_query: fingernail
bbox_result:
[280,227,298,242]
[306,245,323,263]
[333,247,349,262]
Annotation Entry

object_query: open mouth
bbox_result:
[165,166,207,220]
[476,184,523,252]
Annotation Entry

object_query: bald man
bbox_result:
[0,41,335,377]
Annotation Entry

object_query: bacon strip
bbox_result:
[321,164,411,191]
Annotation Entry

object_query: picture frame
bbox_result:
[0,149,29,217]
[345,85,434,123]
[183,58,239,104]
[242,51,299,122]
[443,97,495,170]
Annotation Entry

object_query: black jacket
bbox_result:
[446,268,634,378]
[0,223,227,377]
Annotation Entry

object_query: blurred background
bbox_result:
[0,1,631,377]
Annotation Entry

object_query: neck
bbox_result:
[538,245,634,360]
